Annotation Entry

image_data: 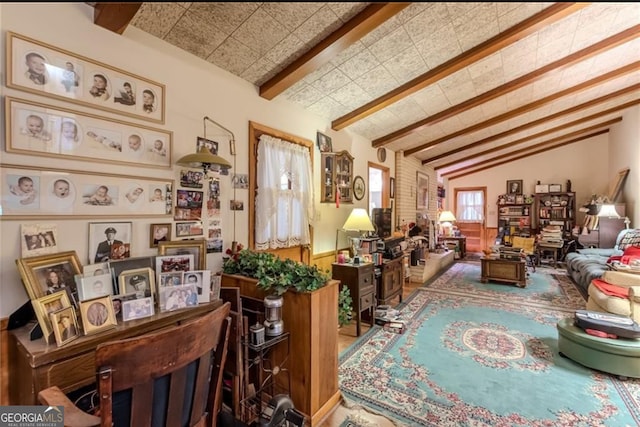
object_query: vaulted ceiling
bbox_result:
[92,2,640,179]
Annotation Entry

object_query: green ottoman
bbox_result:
[557,317,640,378]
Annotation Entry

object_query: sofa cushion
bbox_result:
[602,270,640,287]
[588,284,632,317]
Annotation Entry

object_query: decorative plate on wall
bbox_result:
[377,147,386,162]
[353,175,365,201]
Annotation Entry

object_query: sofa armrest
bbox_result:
[602,270,640,287]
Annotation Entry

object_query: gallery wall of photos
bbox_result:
[4,30,244,341]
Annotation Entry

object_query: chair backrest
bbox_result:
[511,236,536,254]
[95,302,231,427]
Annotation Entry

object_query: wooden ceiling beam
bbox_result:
[444,128,613,180]
[375,24,640,147]
[259,3,410,100]
[404,61,640,156]
[93,3,142,35]
[331,2,587,131]
[427,94,640,166]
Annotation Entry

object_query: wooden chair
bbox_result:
[511,236,537,272]
[38,302,231,427]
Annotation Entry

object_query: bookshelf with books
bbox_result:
[497,203,532,245]
[534,192,575,238]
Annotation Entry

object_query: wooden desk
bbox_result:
[9,300,223,405]
[441,236,466,259]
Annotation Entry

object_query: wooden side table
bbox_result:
[332,262,375,336]
[536,242,564,267]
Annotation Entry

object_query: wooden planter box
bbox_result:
[221,273,341,426]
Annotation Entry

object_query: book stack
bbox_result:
[374,305,406,333]
[499,246,523,261]
[539,225,564,246]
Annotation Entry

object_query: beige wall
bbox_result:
[608,105,639,226]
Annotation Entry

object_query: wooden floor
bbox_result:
[317,278,423,426]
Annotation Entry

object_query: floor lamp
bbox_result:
[335,208,375,264]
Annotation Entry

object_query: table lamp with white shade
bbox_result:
[438,210,457,237]
[335,208,375,264]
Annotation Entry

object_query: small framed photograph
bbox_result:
[150,223,172,248]
[184,270,211,304]
[515,195,524,204]
[211,274,221,301]
[50,306,80,347]
[76,272,113,301]
[32,290,73,339]
[159,284,198,313]
[88,221,132,264]
[158,271,184,289]
[83,262,110,277]
[507,180,523,195]
[230,200,244,211]
[316,132,332,152]
[155,254,194,284]
[535,184,549,194]
[16,250,82,306]
[158,239,206,270]
[179,169,204,189]
[111,293,137,321]
[175,221,203,237]
[232,174,249,189]
[122,296,155,321]
[118,267,155,299]
[549,184,562,192]
[21,223,58,258]
[79,295,117,335]
[196,137,218,155]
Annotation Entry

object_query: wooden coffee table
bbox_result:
[480,256,527,288]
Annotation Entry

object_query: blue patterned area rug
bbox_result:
[339,262,640,426]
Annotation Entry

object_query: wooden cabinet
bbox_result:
[321,150,353,203]
[497,203,532,245]
[9,301,223,405]
[441,236,466,259]
[379,257,403,306]
[332,262,375,337]
[534,192,575,237]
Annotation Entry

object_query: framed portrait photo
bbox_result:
[76,272,113,302]
[79,295,117,335]
[150,223,172,248]
[549,184,562,193]
[50,306,80,347]
[175,222,203,238]
[122,296,155,322]
[32,290,73,339]
[88,221,132,264]
[16,250,82,305]
[158,271,184,289]
[184,270,211,304]
[507,180,523,195]
[316,132,332,153]
[108,256,155,288]
[118,267,155,299]
[158,239,206,270]
[155,254,194,284]
[158,284,198,313]
[416,172,429,210]
[196,137,218,155]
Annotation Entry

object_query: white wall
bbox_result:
[608,105,639,226]
[447,132,612,228]
[0,3,389,317]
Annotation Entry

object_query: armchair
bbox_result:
[587,270,640,322]
[38,302,231,427]
[511,236,537,272]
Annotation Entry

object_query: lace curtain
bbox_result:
[255,134,314,250]
[456,190,485,221]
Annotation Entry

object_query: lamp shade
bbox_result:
[597,204,620,218]
[438,210,456,222]
[176,145,232,173]
[342,208,375,232]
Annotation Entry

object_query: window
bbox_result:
[254,134,313,250]
[456,190,484,221]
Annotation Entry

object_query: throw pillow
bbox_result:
[618,230,640,251]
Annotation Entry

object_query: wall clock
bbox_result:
[353,175,365,201]
[377,147,386,162]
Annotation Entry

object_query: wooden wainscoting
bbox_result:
[457,222,483,252]
[1,317,8,405]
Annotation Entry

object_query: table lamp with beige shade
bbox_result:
[438,210,457,237]
[335,208,375,264]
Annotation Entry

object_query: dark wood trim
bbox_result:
[445,129,612,180]
[375,24,640,147]
[430,98,640,167]
[405,62,640,157]
[331,3,587,131]
[259,3,409,100]
[247,122,313,264]
[0,317,7,405]
[93,3,143,35]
